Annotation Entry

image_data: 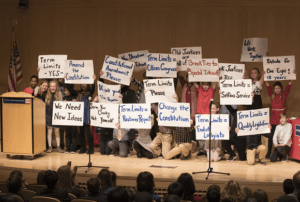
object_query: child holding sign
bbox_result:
[34,79,49,102]
[108,122,130,158]
[23,75,38,94]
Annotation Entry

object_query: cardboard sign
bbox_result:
[65,60,94,84]
[158,102,190,127]
[146,53,177,78]
[52,101,84,126]
[241,38,268,62]
[220,79,252,105]
[101,55,135,86]
[263,56,296,81]
[144,79,176,103]
[237,108,270,136]
[38,55,67,78]
[218,63,245,80]
[97,81,121,104]
[120,104,151,129]
[171,47,202,71]
[195,114,230,140]
[90,103,118,129]
[187,58,219,82]
[118,50,148,72]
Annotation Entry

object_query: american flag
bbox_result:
[8,38,23,92]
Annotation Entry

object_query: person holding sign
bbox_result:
[23,75,38,94]
[108,122,130,158]
[270,113,292,162]
[34,79,49,102]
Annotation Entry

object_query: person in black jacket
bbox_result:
[79,177,107,202]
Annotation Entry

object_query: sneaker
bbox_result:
[57,147,64,153]
[71,151,76,154]
[78,150,86,154]
[46,147,52,153]
[197,151,206,156]
[282,156,288,162]
[65,151,70,154]
[227,155,237,161]
[158,154,163,159]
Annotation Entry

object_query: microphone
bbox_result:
[209,98,213,110]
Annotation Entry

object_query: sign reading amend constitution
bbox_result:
[120,104,151,129]
[90,103,119,129]
[38,55,67,79]
[65,60,94,84]
[52,101,84,126]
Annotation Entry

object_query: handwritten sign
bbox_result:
[241,38,268,62]
[219,63,245,80]
[38,55,67,78]
[171,47,202,71]
[90,103,119,129]
[52,101,84,126]
[187,58,219,82]
[146,53,177,78]
[263,56,296,81]
[195,114,229,140]
[237,108,270,136]
[101,55,134,86]
[144,79,176,103]
[65,60,94,84]
[220,79,252,105]
[118,50,148,72]
[158,102,190,127]
[97,81,121,104]
[120,104,151,129]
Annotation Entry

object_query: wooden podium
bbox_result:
[1,92,45,159]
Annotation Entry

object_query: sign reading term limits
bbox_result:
[38,55,67,79]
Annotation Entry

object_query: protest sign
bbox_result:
[240,38,268,62]
[218,63,245,80]
[97,81,121,104]
[146,53,177,78]
[120,104,151,129]
[52,101,84,126]
[158,102,190,127]
[237,108,270,136]
[187,58,219,82]
[263,56,296,81]
[65,60,94,84]
[38,55,67,78]
[90,103,119,129]
[195,114,230,140]
[118,50,148,72]
[101,55,134,86]
[144,79,176,103]
[171,47,202,71]
[220,79,252,105]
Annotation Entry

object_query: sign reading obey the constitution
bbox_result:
[241,38,268,62]
[65,60,94,84]
[171,47,202,71]
[146,53,177,78]
[144,79,176,103]
[52,101,84,126]
[120,104,151,129]
[187,58,219,82]
[219,79,252,105]
[263,56,296,81]
[237,108,270,136]
[38,55,67,79]
[101,55,134,86]
[158,102,190,127]
[90,103,118,129]
[97,81,122,104]
[118,50,148,72]
[195,114,229,140]
[218,63,245,80]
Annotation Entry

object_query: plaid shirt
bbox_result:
[173,127,192,145]
[131,77,144,103]
[151,103,172,134]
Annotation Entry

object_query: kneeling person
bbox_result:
[108,122,130,158]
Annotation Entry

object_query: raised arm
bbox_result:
[259,71,265,86]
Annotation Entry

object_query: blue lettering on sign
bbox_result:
[296,125,300,137]
[238,120,269,131]
[69,61,84,67]
[65,73,89,80]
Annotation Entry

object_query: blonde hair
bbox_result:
[57,165,73,191]
[221,180,244,202]
[45,80,61,105]
[38,80,49,96]
[212,102,220,114]
[279,113,287,120]
[271,82,283,100]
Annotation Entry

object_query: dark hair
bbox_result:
[164,195,181,202]
[243,196,259,202]
[127,187,137,202]
[252,189,268,202]
[242,186,252,197]
[107,187,128,202]
[207,184,221,193]
[277,195,298,202]
[177,173,195,200]
[136,171,155,194]
[0,195,18,202]
[111,171,117,187]
[44,170,58,189]
[37,171,46,185]
[9,170,23,178]
[206,189,220,202]
[30,75,38,81]
[221,198,232,202]
[293,171,300,190]
[283,179,294,195]
[6,175,22,193]
[98,169,113,193]
[167,182,184,198]
[87,177,100,194]
[135,191,153,202]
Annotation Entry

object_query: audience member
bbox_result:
[252,189,268,202]
[284,179,295,195]
[6,175,28,202]
[9,170,28,188]
[127,187,137,202]
[167,182,184,199]
[177,173,201,202]
[0,195,18,202]
[241,186,252,198]
[277,195,297,202]
[221,180,244,202]
[135,191,153,202]
[242,196,259,202]
[107,187,128,202]
[37,171,46,185]
[288,171,300,201]
[79,178,106,202]
[206,188,220,202]
[137,171,161,202]
[98,169,114,194]
[111,171,117,187]
[164,195,181,202]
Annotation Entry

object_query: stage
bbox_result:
[0,148,299,200]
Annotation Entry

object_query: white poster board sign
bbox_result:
[241,38,268,62]
[218,63,245,80]
[146,53,177,78]
[195,114,230,140]
[237,108,270,136]
[97,81,121,104]
[158,102,190,127]
[144,79,176,103]
[118,50,148,72]
[90,103,118,129]
[52,101,84,126]
[171,47,202,71]
[101,55,134,86]
[120,104,151,129]
[220,79,252,105]
[263,56,296,81]
[38,55,67,78]
[65,60,94,84]
[187,58,219,82]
